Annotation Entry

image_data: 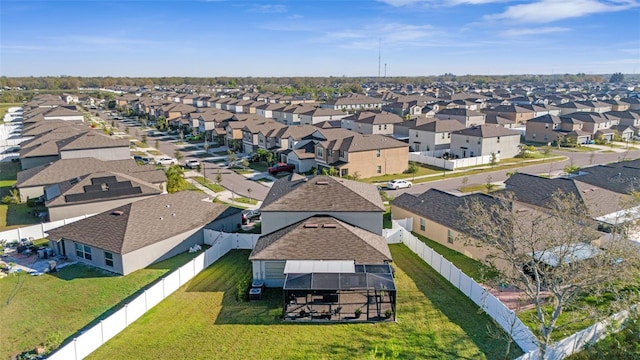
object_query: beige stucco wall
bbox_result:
[391,206,509,272]
[344,147,408,179]
[526,122,560,143]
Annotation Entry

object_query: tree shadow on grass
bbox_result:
[390,244,524,360]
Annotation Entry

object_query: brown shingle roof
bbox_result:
[249,216,391,263]
[17,158,166,187]
[47,191,229,254]
[261,175,384,212]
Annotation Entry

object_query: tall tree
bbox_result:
[460,190,640,358]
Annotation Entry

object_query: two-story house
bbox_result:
[409,119,466,154]
[450,125,521,159]
[434,108,486,127]
[340,111,403,135]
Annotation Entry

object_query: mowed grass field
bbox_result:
[0,252,201,358]
[88,246,523,360]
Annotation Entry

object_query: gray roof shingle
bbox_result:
[47,191,230,254]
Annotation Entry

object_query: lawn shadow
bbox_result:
[390,244,524,359]
[6,203,42,227]
[49,263,117,281]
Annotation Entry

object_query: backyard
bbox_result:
[0,251,202,358]
[88,247,523,359]
[0,162,44,230]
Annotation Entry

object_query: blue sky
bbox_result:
[1,0,639,77]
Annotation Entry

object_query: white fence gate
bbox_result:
[47,230,256,360]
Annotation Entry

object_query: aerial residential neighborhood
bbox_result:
[2,1,640,360]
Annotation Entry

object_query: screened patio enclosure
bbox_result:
[282,262,396,322]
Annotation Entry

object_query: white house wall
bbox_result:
[60,147,130,161]
[261,211,383,236]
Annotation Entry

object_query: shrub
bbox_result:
[354,308,362,318]
[235,274,252,302]
[384,309,393,319]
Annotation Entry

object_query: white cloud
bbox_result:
[378,0,509,6]
[500,26,570,37]
[325,23,435,46]
[487,0,639,23]
[248,4,287,13]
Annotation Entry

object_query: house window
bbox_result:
[532,133,536,139]
[376,149,381,157]
[477,139,481,145]
[341,168,348,177]
[327,149,333,157]
[420,218,426,231]
[75,243,92,260]
[105,252,114,267]
[466,138,469,143]
[441,133,445,139]
[415,133,418,138]
[316,147,324,158]
[447,230,454,244]
[339,150,345,158]
[376,165,382,174]
[545,124,549,129]
[384,124,387,130]
[378,125,382,130]
[447,133,451,139]
[497,137,500,143]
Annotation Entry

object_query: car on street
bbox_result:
[387,179,412,190]
[156,157,177,165]
[184,159,201,169]
[241,209,261,224]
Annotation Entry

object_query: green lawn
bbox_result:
[0,163,43,230]
[88,247,522,360]
[248,163,269,172]
[364,164,440,183]
[412,233,498,281]
[0,103,22,122]
[233,197,258,205]
[193,176,225,192]
[0,251,202,358]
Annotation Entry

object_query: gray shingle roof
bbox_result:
[391,189,501,234]
[47,191,229,254]
[17,158,166,187]
[249,215,391,263]
[261,175,384,212]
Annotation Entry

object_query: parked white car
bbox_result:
[184,159,201,169]
[156,157,177,165]
[387,179,412,190]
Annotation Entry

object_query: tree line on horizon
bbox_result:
[0,73,620,92]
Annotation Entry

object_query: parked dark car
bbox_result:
[241,209,261,224]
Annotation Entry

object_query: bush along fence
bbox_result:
[47,230,256,360]
[384,221,539,354]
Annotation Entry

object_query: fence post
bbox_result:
[73,338,78,360]
[124,304,128,326]
[100,320,104,344]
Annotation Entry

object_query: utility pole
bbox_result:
[384,63,387,78]
[378,38,381,78]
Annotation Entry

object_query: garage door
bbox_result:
[264,261,286,287]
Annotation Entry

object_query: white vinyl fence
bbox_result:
[0,214,96,243]
[409,152,493,170]
[47,230,256,360]
[387,221,539,353]
[517,307,636,360]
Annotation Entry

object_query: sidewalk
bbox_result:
[186,177,262,209]
[373,155,568,186]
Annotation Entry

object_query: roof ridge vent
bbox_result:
[111,210,124,216]
[315,181,329,185]
[322,223,337,228]
[304,223,318,228]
